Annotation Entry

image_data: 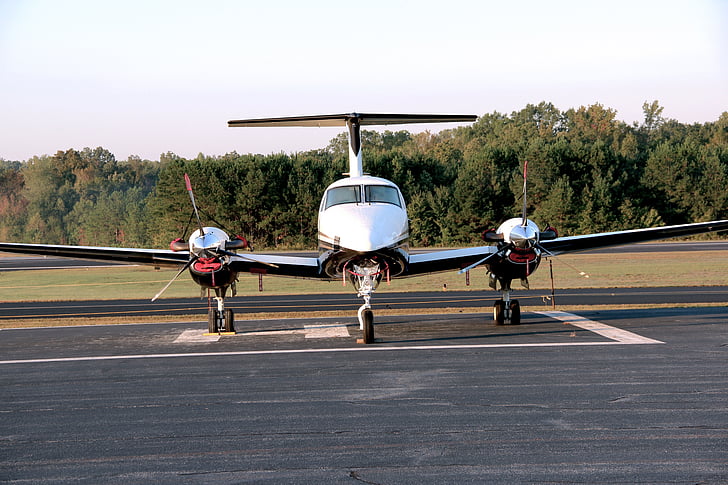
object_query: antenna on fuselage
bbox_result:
[228,113,478,178]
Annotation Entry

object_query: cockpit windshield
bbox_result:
[324,184,402,210]
[365,185,401,207]
[324,185,361,209]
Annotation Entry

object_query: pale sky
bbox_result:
[1,0,726,162]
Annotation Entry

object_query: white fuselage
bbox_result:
[317,176,409,277]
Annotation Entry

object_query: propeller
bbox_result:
[535,243,589,279]
[521,160,528,227]
[458,161,590,282]
[458,249,504,274]
[185,173,205,237]
[152,259,195,301]
[210,246,280,269]
[152,174,282,302]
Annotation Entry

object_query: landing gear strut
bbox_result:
[491,277,521,326]
[207,295,235,334]
[358,296,375,344]
[349,260,384,344]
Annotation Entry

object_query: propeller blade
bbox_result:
[184,173,206,236]
[458,250,502,274]
[536,243,589,279]
[213,248,280,269]
[152,259,194,302]
[521,160,528,226]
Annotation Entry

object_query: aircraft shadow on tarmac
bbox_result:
[311,314,591,345]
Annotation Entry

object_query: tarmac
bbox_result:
[1,307,727,483]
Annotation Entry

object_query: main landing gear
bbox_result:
[493,295,520,325]
[206,293,235,334]
[490,276,522,326]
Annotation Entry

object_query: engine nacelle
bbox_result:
[540,226,558,241]
[170,238,190,251]
[225,235,251,251]
[189,257,237,289]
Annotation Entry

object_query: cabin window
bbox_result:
[365,185,401,207]
[324,185,361,209]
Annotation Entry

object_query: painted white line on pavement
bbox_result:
[536,311,664,344]
[304,323,351,338]
[0,341,625,365]
[0,312,664,365]
[173,329,220,343]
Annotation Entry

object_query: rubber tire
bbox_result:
[493,300,505,326]
[362,310,375,344]
[208,309,217,333]
[224,308,235,333]
[509,300,521,325]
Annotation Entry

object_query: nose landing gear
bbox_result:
[348,260,385,344]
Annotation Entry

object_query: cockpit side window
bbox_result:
[365,185,401,207]
[324,185,361,209]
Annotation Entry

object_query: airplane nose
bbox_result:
[321,205,408,252]
[345,225,389,252]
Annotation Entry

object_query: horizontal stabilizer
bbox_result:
[228,113,477,128]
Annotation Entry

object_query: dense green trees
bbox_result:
[1,102,726,249]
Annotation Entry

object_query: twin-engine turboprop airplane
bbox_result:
[1,112,728,343]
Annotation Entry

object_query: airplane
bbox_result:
[1,112,728,343]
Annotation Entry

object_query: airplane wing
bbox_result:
[403,219,728,276]
[540,220,728,255]
[228,253,324,279]
[0,242,189,267]
[405,246,499,276]
[0,242,325,278]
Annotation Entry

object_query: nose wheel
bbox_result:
[207,296,235,334]
[493,291,521,325]
[359,305,375,344]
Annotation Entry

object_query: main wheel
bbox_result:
[509,300,521,325]
[224,308,235,333]
[207,309,217,333]
[362,310,375,344]
[493,300,505,325]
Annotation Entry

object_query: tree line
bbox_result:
[1,101,727,249]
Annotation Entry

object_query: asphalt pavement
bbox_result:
[1,307,727,483]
